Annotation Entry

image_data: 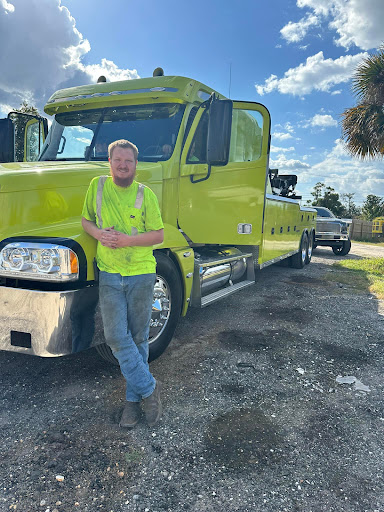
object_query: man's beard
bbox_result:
[112,173,134,188]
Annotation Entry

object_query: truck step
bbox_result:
[200,279,255,307]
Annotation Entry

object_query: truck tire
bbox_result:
[305,230,314,264]
[95,252,183,364]
[290,232,308,269]
[148,252,183,361]
[332,238,351,256]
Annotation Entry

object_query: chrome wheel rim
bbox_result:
[307,235,313,260]
[149,275,171,344]
[301,245,306,263]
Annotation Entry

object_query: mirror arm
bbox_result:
[190,164,212,184]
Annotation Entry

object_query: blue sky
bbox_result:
[1,0,383,205]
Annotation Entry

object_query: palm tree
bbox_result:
[341,46,384,159]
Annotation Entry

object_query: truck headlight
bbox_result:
[0,242,79,281]
[341,222,349,234]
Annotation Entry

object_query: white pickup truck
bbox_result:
[313,206,352,256]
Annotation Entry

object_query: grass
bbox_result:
[332,257,384,299]
[352,239,384,246]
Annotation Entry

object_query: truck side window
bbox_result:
[25,121,41,161]
[181,107,198,150]
[229,109,263,162]
[186,110,208,164]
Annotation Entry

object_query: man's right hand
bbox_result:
[98,226,119,249]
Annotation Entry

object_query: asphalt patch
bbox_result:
[220,381,246,395]
[316,342,368,364]
[257,306,312,324]
[205,407,284,468]
[218,329,296,352]
[285,275,328,286]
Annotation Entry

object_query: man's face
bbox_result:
[109,146,137,187]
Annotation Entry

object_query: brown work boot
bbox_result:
[119,401,141,428]
[142,382,162,427]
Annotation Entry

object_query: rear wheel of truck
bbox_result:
[305,230,314,264]
[332,238,351,256]
[95,252,183,365]
[290,232,308,269]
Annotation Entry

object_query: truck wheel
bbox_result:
[95,252,183,365]
[305,230,314,264]
[332,238,351,256]
[290,232,308,269]
[149,252,183,361]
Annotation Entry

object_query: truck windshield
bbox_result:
[314,207,335,218]
[39,103,185,162]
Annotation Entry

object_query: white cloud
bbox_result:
[280,14,320,43]
[82,58,138,84]
[302,114,338,128]
[255,51,367,96]
[297,139,384,201]
[1,0,14,13]
[270,145,295,153]
[270,154,311,171]
[273,132,294,141]
[312,114,338,127]
[293,0,384,50]
[0,0,138,113]
[0,102,14,116]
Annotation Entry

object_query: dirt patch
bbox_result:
[316,342,368,364]
[257,306,313,324]
[205,407,284,469]
[4,423,146,510]
[285,275,328,286]
[217,329,296,352]
[219,381,246,395]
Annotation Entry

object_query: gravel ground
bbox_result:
[1,243,383,512]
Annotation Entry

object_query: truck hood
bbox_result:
[0,160,164,244]
[316,217,352,224]
[0,160,163,193]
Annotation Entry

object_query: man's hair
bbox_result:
[108,139,139,160]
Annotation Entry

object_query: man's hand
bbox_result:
[82,218,163,249]
[99,227,117,248]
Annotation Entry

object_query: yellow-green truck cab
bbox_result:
[0,72,316,362]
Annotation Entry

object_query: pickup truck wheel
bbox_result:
[305,231,314,264]
[95,253,182,365]
[332,238,351,256]
[290,232,308,269]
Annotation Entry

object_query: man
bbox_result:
[81,139,164,428]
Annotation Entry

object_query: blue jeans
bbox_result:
[99,271,156,402]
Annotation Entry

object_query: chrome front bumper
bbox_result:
[0,285,100,357]
[316,233,349,241]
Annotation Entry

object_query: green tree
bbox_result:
[361,194,384,220]
[341,45,384,159]
[340,192,361,218]
[14,101,39,117]
[309,182,346,216]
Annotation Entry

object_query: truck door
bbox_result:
[178,101,270,246]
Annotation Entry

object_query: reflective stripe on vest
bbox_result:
[96,177,145,235]
[96,175,108,229]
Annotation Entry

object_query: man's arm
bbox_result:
[111,229,164,248]
[82,217,120,248]
[82,217,163,249]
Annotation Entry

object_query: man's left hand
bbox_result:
[111,230,131,248]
